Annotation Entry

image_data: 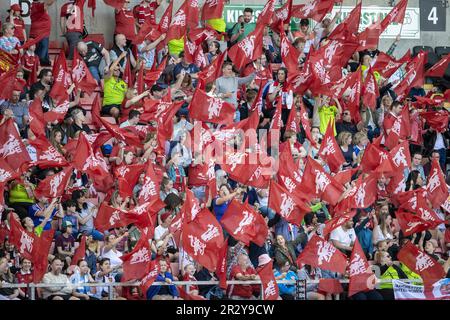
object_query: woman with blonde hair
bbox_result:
[337,131,356,170]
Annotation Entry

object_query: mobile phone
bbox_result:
[240,22,244,28]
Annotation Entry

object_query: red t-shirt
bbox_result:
[6,16,25,41]
[133,1,159,25]
[21,52,40,72]
[60,0,86,33]
[30,2,51,38]
[16,271,34,296]
[383,112,398,134]
[182,274,199,293]
[229,265,256,298]
[115,9,136,40]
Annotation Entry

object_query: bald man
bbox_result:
[77,40,110,82]
[110,34,137,72]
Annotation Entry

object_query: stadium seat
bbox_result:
[412,46,434,57]
[435,46,450,58]
[83,34,106,47]
[425,51,440,69]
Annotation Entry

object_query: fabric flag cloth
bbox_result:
[420,111,449,133]
[296,235,348,274]
[328,2,361,40]
[221,199,268,247]
[0,49,19,74]
[397,242,445,288]
[166,1,187,41]
[279,25,300,71]
[216,238,228,290]
[258,261,279,300]
[322,209,357,237]
[189,88,235,124]
[362,67,379,110]
[202,0,225,20]
[318,120,345,172]
[268,179,310,226]
[50,49,71,105]
[95,115,142,148]
[103,0,126,10]
[389,140,412,172]
[301,157,344,206]
[292,0,339,22]
[34,166,73,199]
[228,23,264,70]
[394,51,427,98]
[0,118,31,171]
[270,0,293,31]
[0,67,18,100]
[178,286,207,300]
[72,49,98,94]
[0,157,19,184]
[122,58,133,87]
[28,97,47,138]
[181,208,224,271]
[137,163,162,206]
[158,1,173,34]
[29,137,68,168]
[425,54,450,77]
[348,238,377,297]
[426,158,449,208]
[9,216,35,260]
[257,0,276,25]
[396,209,439,236]
[318,278,344,294]
[181,188,202,225]
[32,229,55,282]
[71,235,86,266]
[138,259,160,295]
[94,203,138,232]
[121,236,152,281]
[372,50,411,79]
[380,0,409,30]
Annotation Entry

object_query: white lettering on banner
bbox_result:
[355,182,366,207]
[379,152,389,162]
[350,253,368,276]
[186,41,196,55]
[314,170,330,194]
[418,207,434,222]
[415,252,434,272]
[117,166,130,177]
[280,193,294,218]
[281,176,296,193]
[280,37,289,58]
[0,134,22,157]
[130,247,150,264]
[405,221,421,233]
[20,231,34,254]
[227,152,245,171]
[201,224,220,242]
[140,177,157,201]
[264,280,277,298]
[406,70,417,86]
[0,169,12,183]
[109,210,121,226]
[325,41,342,64]
[321,137,336,156]
[190,202,201,221]
[238,35,256,59]
[366,76,375,94]
[188,235,206,256]
[207,97,224,120]
[234,210,254,235]
[172,9,186,26]
[133,203,149,215]
[223,5,420,39]
[190,0,198,8]
[72,60,86,82]
[206,0,218,8]
[49,172,65,196]
[392,147,408,168]
[275,7,288,20]
[427,169,441,192]
[393,280,426,300]
[408,196,417,210]
[161,16,170,30]
[317,241,335,265]
[249,166,262,182]
[313,59,330,84]
[394,179,405,194]
[155,102,171,119]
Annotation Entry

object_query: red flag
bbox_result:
[228,24,264,70]
[394,51,427,98]
[426,159,449,209]
[348,238,377,297]
[216,239,228,290]
[88,0,96,16]
[380,0,408,30]
[183,39,197,65]
[114,163,146,185]
[318,120,345,172]
[49,49,71,105]
[9,216,35,260]
[182,208,224,271]
[103,0,126,10]
[138,259,160,294]
[292,0,337,22]
[279,27,300,71]
[340,174,378,210]
[185,0,199,28]
[397,241,445,287]
[359,142,392,173]
[189,88,235,124]
[136,65,144,94]
[421,111,449,133]
[257,0,276,25]
[258,260,279,300]
[301,157,344,206]
[357,21,382,51]
[71,235,87,266]
[0,118,31,171]
[194,45,208,69]
[268,180,310,226]
[0,157,19,184]
[285,105,301,134]
[28,98,46,138]
[26,55,39,87]
[289,59,313,95]
[121,237,152,281]
[72,49,98,94]
[318,278,344,294]
[94,203,139,232]
[373,51,411,79]
[29,136,68,168]
[221,199,268,246]
[117,177,133,198]
[202,0,225,21]
[322,209,357,237]
[270,0,293,30]
[362,67,379,110]
[296,235,348,274]
[328,2,362,40]
[32,229,55,282]
[34,166,73,199]
[178,285,207,300]
[95,115,142,148]
[396,209,442,236]
[166,2,187,41]
[158,1,173,34]
[0,67,18,100]
[122,58,134,87]
[426,54,450,77]
[390,140,411,171]
[0,49,19,74]
[181,189,202,224]
[137,163,162,205]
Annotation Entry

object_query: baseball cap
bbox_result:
[9,4,21,12]
[62,221,73,228]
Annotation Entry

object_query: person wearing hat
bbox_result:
[137,32,166,70]
[6,4,26,44]
[0,22,21,55]
[55,220,76,266]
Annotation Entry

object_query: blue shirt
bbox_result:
[28,204,57,231]
[213,198,229,222]
[274,270,298,295]
[173,63,199,86]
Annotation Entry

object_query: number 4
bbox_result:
[428,7,438,25]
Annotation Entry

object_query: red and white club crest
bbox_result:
[233,210,255,235]
[238,35,256,58]
[317,240,336,265]
[172,9,186,26]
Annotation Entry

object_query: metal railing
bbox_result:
[0,278,425,301]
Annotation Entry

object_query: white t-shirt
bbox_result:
[434,132,445,150]
[329,226,356,247]
[101,247,123,269]
[373,225,394,244]
[154,225,176,248]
